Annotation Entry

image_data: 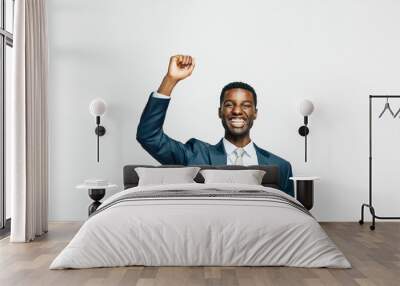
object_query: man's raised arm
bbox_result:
[136,55,196,165]
[157,55,195,96]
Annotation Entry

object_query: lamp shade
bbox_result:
[89,98,107,116]
[299,99,314,116]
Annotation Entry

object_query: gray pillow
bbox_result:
[200,169,266,185]
[135,167,201,186]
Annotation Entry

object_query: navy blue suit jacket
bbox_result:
[136,94,294,196]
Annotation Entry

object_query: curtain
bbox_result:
[9,0,48,242]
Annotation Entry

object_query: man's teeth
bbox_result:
[230,118,245,127]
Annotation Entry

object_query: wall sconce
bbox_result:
[298,99,314,162]
[89,98,107,162]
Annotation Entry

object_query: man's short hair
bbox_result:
[220,82,257,107]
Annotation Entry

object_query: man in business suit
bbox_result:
[136,55,294,196]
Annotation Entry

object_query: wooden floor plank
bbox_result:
[0,222,399,286]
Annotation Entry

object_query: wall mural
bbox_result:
[136,55,294,196]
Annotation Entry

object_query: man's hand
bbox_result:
[167,55,195,81]
[157,55,195,97]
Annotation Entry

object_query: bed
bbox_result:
[50,165,351,269]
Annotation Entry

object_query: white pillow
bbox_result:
[135,167,201,186]
[200,169,266,185]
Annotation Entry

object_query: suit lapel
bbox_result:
[254,143,270,165]
[209,139,227,165]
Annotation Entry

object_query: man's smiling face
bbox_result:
[219,88,257,137]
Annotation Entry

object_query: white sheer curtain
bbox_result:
[8,0,48,242]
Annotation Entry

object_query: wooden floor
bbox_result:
[0,222,399,286]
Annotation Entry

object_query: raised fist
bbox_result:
[166,55,195,81]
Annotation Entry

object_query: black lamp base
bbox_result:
[95,126,106,136]
[298,126,309,136]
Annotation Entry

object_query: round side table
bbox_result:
[76,183,117,216]
[289,177,320,210]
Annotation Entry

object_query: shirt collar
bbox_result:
[222,138,255,158]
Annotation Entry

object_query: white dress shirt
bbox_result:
[152,91,171,99]
[223,138,258,166]
[151,91,259,165]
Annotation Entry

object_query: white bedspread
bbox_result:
[50,183,351,269]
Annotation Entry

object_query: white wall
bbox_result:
[47,0,400,221]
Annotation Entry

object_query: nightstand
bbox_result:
[289,177,320,210]
[76,182,117,216]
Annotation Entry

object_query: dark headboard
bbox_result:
[123,165,280,190]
